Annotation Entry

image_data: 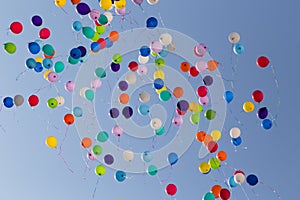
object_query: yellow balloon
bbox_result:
[189,102,198,113]
[55,0,67,7]
[46,136,58,148]
[156,85,167,94]
[100,0,113,10]
[243,101,255,112]
[114,0,126,9]
[35,57,43,63]
[211,130,222,141]
[43,70,52,80]
[199,161,211,174]
[153,70,165,80]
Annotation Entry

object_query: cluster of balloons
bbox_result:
[228,32,244,55]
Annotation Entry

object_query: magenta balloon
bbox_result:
[115,7,126,16]
[65,81,75,92]
[89,9,100,20]
[132,0,143,5]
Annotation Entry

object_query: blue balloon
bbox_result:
[246,174,259,186]
[115,170,126,182]
[90,42,100,53]
[167,152,178,166]
[153,78,164,90]
[76,3,91,15]
[3,97,14,108]
[139,45,151,56]
[70,48,82,59]
[28,42,40,54]
[224,91,234,103]
[261,119,272,130]
[72,21,82,32]
[73,106,83,117]
[141,151,153,162]
[233,43,244,55]
[146,17,158,29]
[231,136,242,146]
[26,58,36,69]
[42,58,53,69]
[138,104,150,116]
[105,37,113,48]
[228,176,238,188]
[159,47,168,57]
[77,46,87,57]
[34,62,43,73]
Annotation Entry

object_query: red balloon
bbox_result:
[219,188,230,200]
[165,184,177,196]
[39,28,50,39]
[234,170,245,175]
[252,90,264,103]
[197,86,208,97]
[128,61,139,71]
[176,107,187,116]
[189,66,199,77]
[10,21,23,34]
[97,38,106,49]
[28,95,39,107]
[207,141,218,153]
[256,56,269,68]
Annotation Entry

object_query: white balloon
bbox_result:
[159,33,172,46]
[166,42,176,52]
[230,127,241,138]
[125,72,137,84]
[147,0,159,5]
[137,65,148,75]
[150,118,162,130]
[139,91,150,103]
[228,32,240,44]
[138,55,149,64]
[80,87,89,97]
[103,12,113,24]
[234,173,245,184]
[55,96,65,106]
[123,150,134,162]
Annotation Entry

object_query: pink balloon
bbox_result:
[89,9,100,20]
[115,7,126,16]
[48,72,58,82]
[194,43,207,57]
[150,41,163,53]
[87,151,97,160]
[137,65,148,75]
[172,116,183,126]
[199,96,209,105]
[195,60,207,72]
[132,0,143,5]
[91,78,102,89]
[112,125,123,136]
[65,81,75,92]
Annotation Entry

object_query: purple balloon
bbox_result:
[118,80,128,91]
[257,107,268,119]
[76,3,91,15]
[109,108,119,118]
[177,100,189,112]
[132,0,143,5]
[122,106,133,119]
[111,62,120,72]
[203,75,213,86]
[31,15,43,26]
[104,154,114,165]
[77,46,87,57]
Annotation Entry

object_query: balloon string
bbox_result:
[260,181,281,199]
[92,177,100,199]
[270,65,280,122]
[58,153,74,173]
[15,69,29,81]
[240,184,250,200]
[159,166,173,183]
[0,124,6,134]
[59,126,70,155]
[59,7,74,21]
[155,174,168,200]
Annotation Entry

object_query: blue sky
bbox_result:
[0,0,298,199]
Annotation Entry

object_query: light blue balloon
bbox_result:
[115,170,126,182]
[26,58,36,69]
[233,43,244,55]
[42,58,53,69]
[72,21,82,32]
[167,152,178,166]
[73,106,83,117]
[141,151,153,163]
[228,176,238,188]
[96,131,109,142]
[138,104,150,116]
[85,89,94,101]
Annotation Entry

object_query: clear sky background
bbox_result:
[0,0,298,200]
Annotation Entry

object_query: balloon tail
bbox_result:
[92,178,100,198]
[16,69,29,81]
[260,181,281,199]
[0,124,6,134]
[58,153,74,173]
[240,184,250,200]
[270,65,280,122]
[59,126,70,155]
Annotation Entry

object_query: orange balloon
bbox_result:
[203,134,213,146]
[44,50,55,59]
[180,61,190,72]
[207,60,219,71]
[71,0,81,4]
[119,93,130,104]
[216,150,227,161]
[195,131,206,142]
[81,137,92,148]
[211,185,222,198]
[109,31,119,42]
[173,87,183,98]
[64,113,75,125]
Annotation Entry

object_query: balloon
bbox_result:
[234,170,245,175]
[203,75,213,86]
[109,108,119,118]
[208,157,220,170]
[95,67,106,78]
[147,0,159,5]
[211,130,221,141]
[31,15,43,26]
[150,118,163,130]
[189,66,199,77]
[26,58,36,69]
[14,95,24,107]
[155,58,165,69]
[98,14,108,25]
[91,78,102,89]
[82,26,95,39]
[47,72,58,82]
[70,48,82,59]
[256,56,270,68]
[115,7,126,16]
[228,32,240,44]
[73,106,83,118]
[246,174,259,186]
[34,62,43,73]
[39,28,50,39]
[159,33,172,45]
[224,91,234,103]
[168,152,178,166]
[147,165,158,176]
[105,37,113,48]
[100,0,113,10]
[104,154,114,165]
[252,90,264,103]
[85,89,94,101]
[228,175,238,188]
[146,17,158,29]
[118,80,128,91]
[112,125,123,136]
[139,91,150,102]
[155,127,165,135]
[123,150,134,161]
[199,96,209,105]
[132,0,143,6]
[28,42,40,54]
[199,162,211,174]
[122,106,133,119]
[203,192,215,200]
[173,87,183,98]
[115,170,126,182]
[216,151,227,161]
[81,137,92,148]
[153,78,164,89]
[233,43,244,55]
[194,43,207,57]
[205,109,216,120]
[207,60,219,71]
[177,100,189,112]
[219,188,230,200]
[234,173,246,184]
[53,61,64,73]
[72,21,82,32]
[137,65,148,74]
[4,42,16,54]
[42,44,54,56]
[109,31,119,42]
[195,60,207,72]
[42,58,53,69]
[142,151,153,162]
[211,185,222,198]
[257,107,268,119]
[55,0,66,7]
[65,81,75,92]
[179,61,190,72]
[46,136,58,148]
[91,42,100,53]
[111,62,120,72]
[196,131,206,142]
[87,151,97,160]
[76,2,91,15]
[190,113,200,124]
[28,95,39,107]
[128,61,139,71]
[55,96,65,106]
[231,136,242,146]
[104,12,113,24]
[10,21,23,34]
[47,98,58,109]
[89,9,100,20]
[243,101,255,112]
[71,0,81,4]
[172,116,183,126]
[229,127,241,138]
[96,131,108,143]
[140,45,151,56]
[64,113,75,125]
[95,165,106,176]
[138,104,150,116]
[3,97,14,108]
[261,119,272,130]
[165,184,177,196]
[197,86,208,97]
[202,134,213,146]
[93,145,103,156]
[125,72,137,84]
[207,141,218,153]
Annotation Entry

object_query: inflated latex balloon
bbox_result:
[172,116,183,126]
[10,21,23,34]
[216,151,227,161]
[203,192,215,200]
[229,127,241,138]
[207,141,218,153]
[190,113,200,124]
[146,17,158,29]
[261,119,272,130]
[150,40,163,53]
[233,43,244,55]
[31,15,43,26]
[199,96,209,105]
[167,152,178,166]
[211,130,221,141]
[150,118,163,130]
[4,42,16,54]
[95,165,106,176]
[228,175,238,188]
[123,150,134,161]
[203,75,213,86]
[139,91,150,102]
[45,136,58,148]
[47,98,58,109]
[138,55,149,64]
[132,0,143,6]
[64,113,75,125]
[147,165,158,176]
[252,90,264,103]
[65,81,75,92]
[81,137,92,148]
[256,56,270,68]
[125,72,137,84]
[224,91,234,103]
[195,60,207,72]
[194,43,207,57]
[28,42,40,54]
[28,95,39,107]
[197,86,208,97]
[122,106,133,119]
[246,174,259,186]
[205,109,216,120]
[159,33,172,45]
[73,106,83,118]
[3,97,14,108]
[147,0,159,5]
[89,9,100,20]
[48,72,58,83]
[76,2,91,15]
[199,162,211,174]
[14,95,24,107]
[195,131,206,142]
[39,28,50,39]
[228,32,240,44]
[234,173,246,184]
[115,170,126,182]
[55,96,65,106]
[104,154,114,165]
[243,101,255,112]
[114,0,126,9]
[257,107,268,119]
[95,67,106,78]
[211,185,222,198]
[165,184,177,196]
[96,131,109,142]
[55,0,66,7]
[109,107,119,118]
[112,125,123,136]
[231,136,242,146]
[104,12,113,24]
[219,188,230,200]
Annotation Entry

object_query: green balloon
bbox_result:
[155,58,166,69]
[85,89,94,101]
[4,42,16,54]
[42,44,54,56]
[205,109,216,120]
[98,14,108,25]
[151,52,158,57]
[95,67,106,78]
[159,90,172,102]
[190,113,200,124]
[91,32,100,42]
[95,165,106,176]
[92,145,102,156]
[54,61,65,73]
[147,165,158,176]
[155,126,165,136]
[68,56,79,65]
[112,53,122,64]
[95,25,106,35]
[47,98,58,109]
[197,104,203,113]
[96,131,109,142]
[208,158,221,170]
[82,26,95,39]
[203,192,215,200]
